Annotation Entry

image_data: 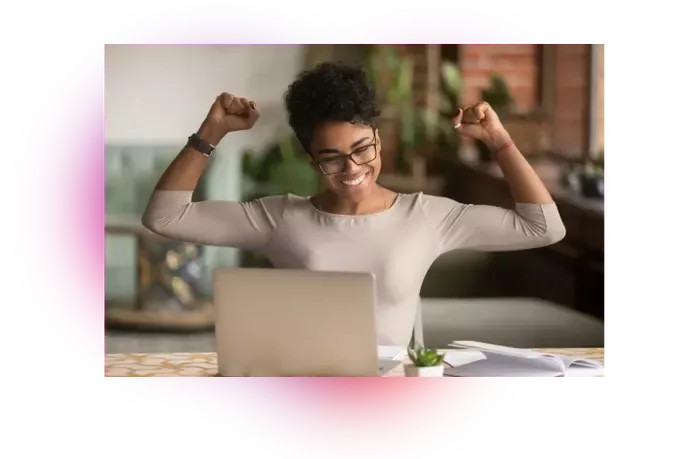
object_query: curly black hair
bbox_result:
[284,61,381,152]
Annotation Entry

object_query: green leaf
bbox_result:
[268,159,317,197]
[408,347,420,366]
[441,61,462,97]
[396,58,414,100]
[481,73,513,111]
[406,344,445,367]
[439,94,454,115]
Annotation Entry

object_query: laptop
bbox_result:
[212,268,402,377]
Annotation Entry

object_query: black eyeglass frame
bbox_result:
[311,132,378,176]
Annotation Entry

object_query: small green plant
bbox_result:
[241,135,319,199]
[481,74,513,112]
[407,344,446,367]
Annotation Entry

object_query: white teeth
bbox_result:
[341,174,367,186]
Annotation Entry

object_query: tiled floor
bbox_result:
[106,331,216,353]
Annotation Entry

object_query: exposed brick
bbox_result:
[366,44,596,161]
[550,44,592,156]
[595,45,604,153]
[459,44,542,113]
[457,44,597,157]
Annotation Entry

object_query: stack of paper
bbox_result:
[377,345,408,361]
[443,341,604,377]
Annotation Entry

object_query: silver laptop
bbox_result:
[213,268,402,377]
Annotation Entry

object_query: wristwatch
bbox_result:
[186,133,216,157]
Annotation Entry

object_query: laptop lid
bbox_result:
[213,268,380,377]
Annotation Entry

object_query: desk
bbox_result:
[105,348,604,377]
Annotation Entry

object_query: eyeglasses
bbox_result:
[314,141,378,175]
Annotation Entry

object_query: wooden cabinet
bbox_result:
[441,159,604,319]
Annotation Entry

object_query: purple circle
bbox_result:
[10,1,615,456]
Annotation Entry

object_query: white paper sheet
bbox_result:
[377,345,407,361]
[444,343,604,377]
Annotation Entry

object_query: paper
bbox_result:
[445,341,604,377]
[560,355,601,368]
[450,341,542,358]
[451,341,605,372]
[445,358,562,384]
[377,359,402,375]
[378,345,407,361]
[443,350,487,367]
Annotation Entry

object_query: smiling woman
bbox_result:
[141,61,566,346]
[284,62,390,215]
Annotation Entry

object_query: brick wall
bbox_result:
[404,45,428,106]
[596,45,604,154]
[370,45,440,172]
[458,45,545,155]
[403,45,441,112]
[552,44,592,158]
[457,44,595,158]
[459,45,540,112]
[371,44,599,164]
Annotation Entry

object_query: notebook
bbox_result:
[444,341,604,377]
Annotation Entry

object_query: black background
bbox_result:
[2,1,698,457]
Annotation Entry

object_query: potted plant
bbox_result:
[417,60,462,173]
[241,135,320,199]
[365,46,463,193]
[404,343,446,377]
[560,155,604,200]
[579,160,604,199]
[365,45,415,175]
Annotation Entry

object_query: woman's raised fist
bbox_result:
[197,92,261,144]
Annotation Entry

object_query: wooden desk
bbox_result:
[105,348,604,377]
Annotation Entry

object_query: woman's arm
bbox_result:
[423,102,565,253]
[485,135,554,205]
[141,93,285,250]
[453,102,553,204]
[153,93,258,191]
[421,195,565,253]
[150,129,213,193]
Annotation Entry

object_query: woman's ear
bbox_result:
[374,128,381,152]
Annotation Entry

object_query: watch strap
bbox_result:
[187,133,216,157]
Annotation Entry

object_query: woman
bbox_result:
[142,62,565,347]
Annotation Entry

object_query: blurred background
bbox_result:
[105,44,604,353]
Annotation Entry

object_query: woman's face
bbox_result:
[308,121,382,202]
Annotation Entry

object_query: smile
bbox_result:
[340,173,368,187]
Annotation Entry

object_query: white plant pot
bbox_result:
[404,364,444,377]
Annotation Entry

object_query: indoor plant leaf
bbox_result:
[441,61,462,98]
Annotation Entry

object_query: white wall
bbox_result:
[106,44,304,147]
[105,45,305,292]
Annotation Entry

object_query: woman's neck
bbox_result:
[315,186,390,215]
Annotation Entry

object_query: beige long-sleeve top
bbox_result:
[142,191,566,346]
